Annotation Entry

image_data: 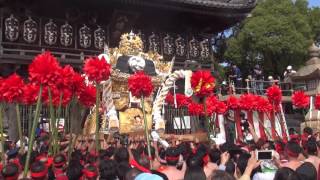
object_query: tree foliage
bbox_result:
[224,0,316,77]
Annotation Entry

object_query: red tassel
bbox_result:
[235,109,243,141]
[269,111,277,140]
[258,112,267,141]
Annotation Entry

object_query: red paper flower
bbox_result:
[226,96,239,110]
[315,94,320,110]
[29,52,61,86]
[216,101,227,114]
[22,83,40,105]
[83,56,111,83]
[0,77,4,102]
[176,94,191,108]
[42,86,72,107]
[55,65,75,91]
[78,85,96,107]
[292,91,310,109]
[70,73,85,95]
[239,93,256,111]
[255,96,272,112]
[128,71,154,98]
[2,74,25,103]
[165,92,174,105]
[188,102,203,116]
[206,96,218,115]
[266,85,282,105]
[191,70,215,97]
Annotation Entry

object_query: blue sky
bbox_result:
[309,0,320,7]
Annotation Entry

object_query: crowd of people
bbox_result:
[0,125,319,180]
[221,64,297,95]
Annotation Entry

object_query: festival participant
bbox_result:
[304,138,320,173]
[282,141,304,170]
[82,165,98,180]
[52,153,68,179]
[1,163,19,180]
[99,159,118,180]
[184,154,206,180]
[30,161,48,180]
[66,160,83,180]
[159,147,185,180]
[210,170,236,180]
[274,167,301,180]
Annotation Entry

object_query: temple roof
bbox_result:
[292,43,320,81]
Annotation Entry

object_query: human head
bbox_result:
[99,160,118,180]
[30,161,48,180]
[66,160,83,180]
[53,153,66,169]
[274,167,301,180]
[287,65,292,71]
[1,163,19,180]
[165,147,180,166]
[303,127,313,136]
[285,141,302,159]
[211,170,236,180]
[83,165,98,180]
[209,149,221,164]
[134,173,163,180]
[305,139,318,156]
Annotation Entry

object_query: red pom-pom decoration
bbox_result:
[165,92,191,108]
[70,73,85,96]
[188,102,203,116]
[292,91,310,109]
[315,94,320,110]
[0,77,4,102]
[128,71,154,98]
[42,86,72,107]
[206,96,218,115]
[255,96,272,112]
[29,52,61,86]
[239,93,256,111]
[266,85,282,106]
[78,85,97,107]
[2,73,24,103]
[83,56,111,83]
[226,96,239,110]
[216,101,228,114]
[22,84,40,105]
[191,70,215,97]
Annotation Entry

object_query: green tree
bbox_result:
[224,0,314,77]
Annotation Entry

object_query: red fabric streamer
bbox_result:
[266,85,282,106]
[292,91,310,109]
[191,70,215,97]
[315,94,320,110]
[258,112,267,141]
[83,56,111,83]
[269,112,277,140]
[234,109,244,141]
[78,85,96,107]
[1,73,24,103]
[128,71,154,98]
[247,110,253,126]
[29,51,61,86]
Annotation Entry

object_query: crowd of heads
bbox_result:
[0,126,319,180]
